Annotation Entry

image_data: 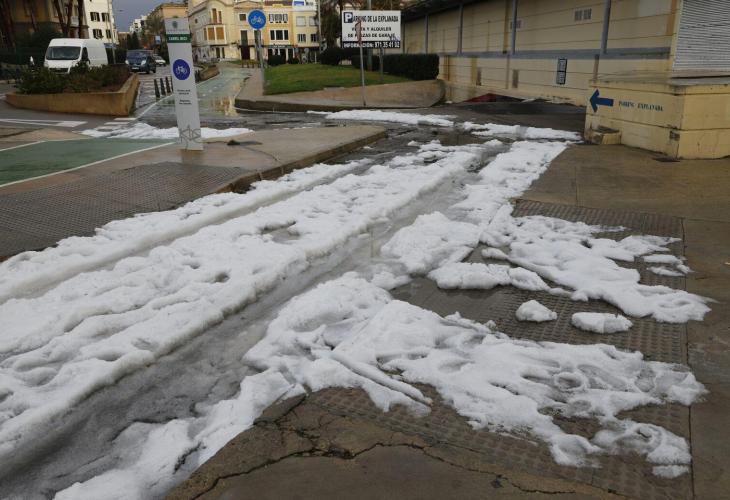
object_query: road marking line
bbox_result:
[0,142,175,188]
[0,118,87,128]
[0,141,42,152]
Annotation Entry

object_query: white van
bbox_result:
[44,38,108,73]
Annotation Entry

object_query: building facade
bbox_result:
[128,15,147,33]
[0,0,119,49]
[85,0,117,46]
[188,0,320,62]
[401,0,730,106]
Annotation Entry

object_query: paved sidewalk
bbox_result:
[169,144,730,500]
[235,71,445,112]
[0,125,385,258]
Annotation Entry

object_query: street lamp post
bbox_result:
[106,0,116,63]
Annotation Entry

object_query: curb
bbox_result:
[213,127,387,193]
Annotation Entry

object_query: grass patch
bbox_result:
[264,64,409,95]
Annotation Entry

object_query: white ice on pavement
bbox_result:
[515,300,557,322]
[48,130,710,498]
[571,312,633,334]
[0,159,371,305]
[0,141,487,462]
[462,121,582,141]
[315,109,455,127]
[427,262,555,293]
[81,121,252,140]
[480,207,711,323]
[380,212,481,274]
[453,141,570,224]
[58,274,706,498]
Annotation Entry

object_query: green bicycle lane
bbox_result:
[0,138,170,186]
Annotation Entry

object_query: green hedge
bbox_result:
[16,63,130,94]
[267,54,286,66]
[320,47,344,66]
[350,53,439,81]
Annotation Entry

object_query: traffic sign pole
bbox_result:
[356,20,366,107]
[247,10,267,87]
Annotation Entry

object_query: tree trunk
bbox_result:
[52,0,70,36]
[0,0,17,49]
[76,0,87,38]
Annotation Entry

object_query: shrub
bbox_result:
[15,68,66,94]
[320,47,344,66]
[267,54,286,66]
[383,54,439,80]
[16,64,130,94]
[288,57,300,64]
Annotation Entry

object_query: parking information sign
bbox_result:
[164,18,203,151]
[342,10,401,49]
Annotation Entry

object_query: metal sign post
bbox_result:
[248,9,267,84]
[356,19,366,107]
[164,18,203,151]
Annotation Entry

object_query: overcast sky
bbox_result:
[113,0,159,32]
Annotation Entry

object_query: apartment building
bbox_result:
[0,0,120,48]
[128,15,147,33]
[188,0,320,62]
[85,0,117,46]
[401,0,730,106]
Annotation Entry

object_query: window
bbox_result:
[239,13,246,22]
[206,26,215,40]
[296,16,306,26]
[297,33,306,42]
[101,12,109,22]
[90,12,100,22]
[106,29,112,38]
[574,8,592,21]
[268,13,288,24]
[92,28,103,38]
[269,29,289,41]
[310,33,317,42]
[215,26,225,40]
[240,30,249,44]
[309,17,317,26]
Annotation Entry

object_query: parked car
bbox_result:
[153,55,167,66]
[44,38,108,73]
[125,50,157,74]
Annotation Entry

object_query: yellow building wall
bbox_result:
[405,0,679,106]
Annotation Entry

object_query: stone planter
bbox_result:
[5,73,140,116]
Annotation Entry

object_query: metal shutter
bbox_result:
[673,0,730,72]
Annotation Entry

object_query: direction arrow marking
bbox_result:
[589,89,614,113]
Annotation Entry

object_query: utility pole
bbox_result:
[107,0,116,63]
[366,0,372,71]
[316,0,322,61]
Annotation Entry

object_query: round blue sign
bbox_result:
[172,59,191,81]
[248,9,267,30]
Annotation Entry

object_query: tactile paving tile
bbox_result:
[361,200,691,499]
[0,163,247,257]
[311,386,691,500]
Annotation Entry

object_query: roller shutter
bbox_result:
[673,0,730,72]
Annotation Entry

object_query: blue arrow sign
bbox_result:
[590,89,614,112]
